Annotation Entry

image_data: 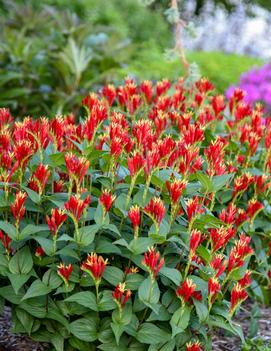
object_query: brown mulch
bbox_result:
[0,303,270,351]
[213,302,271,350]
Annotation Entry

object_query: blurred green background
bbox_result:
[0,0,263,115]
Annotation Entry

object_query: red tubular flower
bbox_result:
[254,175,271,194]
[235,102,252,122]
[11,140,33,173]
[140,80,153,104]
[235,209,248,227]
[110,137,123,158]
[209,226,235,252]
[0,108,13,130]
[124,266,139,275]
[81,253,108,283]
[29,164,50,194]
[210,254,227,278]
[156,79,171,97]
[232,173,253,199]
[166,179,187,205]
[208,277,220,303]
[99,189,115,213]
[144,197,166,226]
[230,283,248,315]
[142,247,164,278]
[212,95,226,118]
[112,283,132,308]
[186,197,204,222]
[176,278,198,304]
[186,340,202,351]
[35,246,45,258]
[10,191,27,225]
[132,119,153,149]
[195,77,214,94]
[228,235,253,274]
[229,88,246,114]
[102,84,116,106]
[247,199,263,219]
[57,263,73,286]
[0,230,12,255]
[128,205,141,230]
[127,151,145,177]
[190,229,202,255]
[64,195,91,222]
[183,124,204,146]
[65,153,90,185]
[53,180,64,193]
[46,208,67,237]
[219,203,237,225]
[238,270,251,288]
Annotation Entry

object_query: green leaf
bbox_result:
[125,274,145,290]
[42,269,62,289]
[197,172,213,193]
[212,174,233,192]
[98,290,117,311]
[22,279,52,300]
[9,247,33,275]
[139,276,160,304]
[15,308,34,335]
[193,299,208,323]
[111,322,125,345]
[20,224,49,240]
[159,267,182,286]
[128,238,154,255]
[70,317,97,342]
[103,266,124,286]
[34,237,54,256]
[0,285,24,304]
[0,221,17,240]
[78,224,100,246]
[136,323,171,344]
[65,291,98,311]
[170,306,191,337]
[8,272,32,294]
[21,186,40,204]
[51,334,64,351]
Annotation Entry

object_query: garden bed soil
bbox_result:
[0,303,270,351]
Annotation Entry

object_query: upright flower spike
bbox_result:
[99,189,115,214]
[64,195,91,222]
[142,247,164,279]
[176,278,200,304]
[65,153,90,190]
[209,226,235,252]
[0,230,12,256]
[210,254,227,278]
[10,191,27,227]
[190,229,202,256]
[186,197,204,224]
[208,277,220,304]
[57,263,73,286]
[35,246,45,259]
[144,197,166,229]
[127,151,145,177]
[102,84,116,106]
[112,283,132,309]
[166,178,187,205]
[227,235,253,275]
[81,253,108,284]
[29,164,50,195]
[128,205,141,239]
[238,270,252,288]
[186,340,202,351]
[46,208,67,237]
[229,283,248,316]
[247,198,263,220]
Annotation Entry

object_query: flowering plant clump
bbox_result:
[226,63,271,112]
[0,77,270,351]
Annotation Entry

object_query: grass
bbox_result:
[117,42,264,92]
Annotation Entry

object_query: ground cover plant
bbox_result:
[0,78,270,351]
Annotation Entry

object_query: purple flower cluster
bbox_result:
[226,64,271,110]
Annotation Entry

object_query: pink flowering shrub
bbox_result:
[0,78,270,351]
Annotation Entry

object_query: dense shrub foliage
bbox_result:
[0,78,271,351]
